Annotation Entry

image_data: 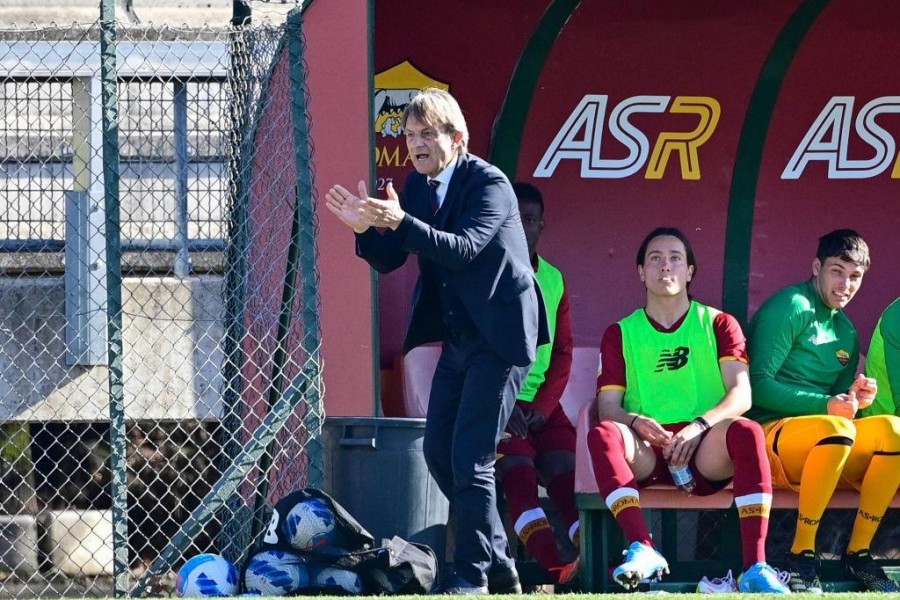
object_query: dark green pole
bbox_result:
[217,0,256,561]
[488,0,582,178]
[286,9,325,490]
[99,0,128,596]
[722,0,830,323]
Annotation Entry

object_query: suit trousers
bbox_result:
[422,332,531,586]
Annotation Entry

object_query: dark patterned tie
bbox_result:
[428,179,440,214]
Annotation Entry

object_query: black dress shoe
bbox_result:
[487,567,523,594]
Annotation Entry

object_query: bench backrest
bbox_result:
[559,347,600,425]
[398,345,600,421]
[399,344,442,418]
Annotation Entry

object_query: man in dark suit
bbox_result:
[326,88,543,594]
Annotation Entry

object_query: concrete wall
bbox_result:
[0,276,225,421]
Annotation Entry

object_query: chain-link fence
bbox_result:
[0,9,323,598]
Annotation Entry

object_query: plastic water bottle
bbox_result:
[668,462,696,494]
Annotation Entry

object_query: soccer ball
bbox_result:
[313,566,363,595]
[243,549,309,596]
[176,553,239,597]
[283,497,337,551]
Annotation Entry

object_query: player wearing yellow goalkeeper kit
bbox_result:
[747,229,900,594]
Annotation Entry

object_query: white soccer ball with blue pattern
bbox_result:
[176,553,239,597]
[243,549,309,596]
[313,566,363,595]
[283,497,337,551]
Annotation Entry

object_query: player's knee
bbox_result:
[880,414,900,436]
[588,421,634,471]
[536,450,575,480]
[867,415,900,451]
[587,420,623,449]
[496,455,534,480]
[725,418,765,446]
[819,414,856,442]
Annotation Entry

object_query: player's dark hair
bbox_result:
[512,182,544,213]
[816,229,870,270]
[636,226,697,279]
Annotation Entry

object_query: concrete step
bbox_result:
[42,510,112,577]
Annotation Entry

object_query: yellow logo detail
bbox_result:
[519,518,551,543]
[610,496,640,517]
[836,349,850,366]
[373,61,449,168]
[738,504,770,519]
[645,96,721,180]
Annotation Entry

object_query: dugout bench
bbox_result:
[397,346,900,592]
[573,403,900,592]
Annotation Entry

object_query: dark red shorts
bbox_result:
[640,421,731,496]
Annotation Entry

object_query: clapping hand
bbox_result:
[326,180,406,232]
[325,182,370,233]
[357,181,405,229]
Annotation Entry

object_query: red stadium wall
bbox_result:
[304,0,376,416]
[747,1,899,328]
[372,0,900,411]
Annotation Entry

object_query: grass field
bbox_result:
[536,596,864,599]
[548,595,876,599]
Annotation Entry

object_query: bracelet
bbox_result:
[629,414,639,429]
[693,416,711,432]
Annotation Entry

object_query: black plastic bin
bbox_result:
[323,417,449,563]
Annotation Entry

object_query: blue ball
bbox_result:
[283,497,337,551]
[313,566,362,595]
[176,553,239,597]
[244,549,310,596]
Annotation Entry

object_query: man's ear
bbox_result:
[452,131,464,148]
[687,265,694,282]
[638,265,645,282]
[812,258,822,276]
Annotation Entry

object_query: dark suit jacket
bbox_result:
[355,153,548,367]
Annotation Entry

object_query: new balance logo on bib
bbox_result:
[655,347,689,372]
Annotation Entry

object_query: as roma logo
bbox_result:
[835,349,850,366]
[374,61,449,172]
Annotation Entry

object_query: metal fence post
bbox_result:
[99,1,129,596]
[173,80,192,277]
